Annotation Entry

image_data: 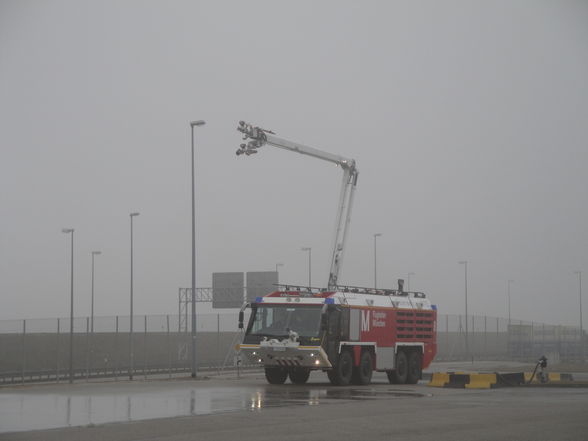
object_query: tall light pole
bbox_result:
[301,247,312,287]
[458,261,469,358]
[574,271,583,362]
[275,263,284,273]
[507,279,514,326]
[90,251,101,334]
[373,233,382,289]
[129,212,140,380]
[407,272,415,291]
[190,119,205,379]
[62,228,74,383]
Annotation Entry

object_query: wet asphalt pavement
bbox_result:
[0,372,427,433]
[2,363,588,441]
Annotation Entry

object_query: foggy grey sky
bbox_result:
[1,0,587,326]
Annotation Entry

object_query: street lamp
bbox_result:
[62,228,74,383]
[407,272,415,291]
[373,233,382,289]
[129,212,139,380]
[507,279,514,326]
[574,271,583,361]
[301,247,312,287]
[90,251,101,334]
[190,119,205,379]
[458,261,469,358]
[275,263,284,273]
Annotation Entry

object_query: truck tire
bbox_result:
[406,352,422,384]
[265,367,288,384]
[387,350,408,384]
[289,368,311,384]
[354,351,373,385]
[327,351,353,386]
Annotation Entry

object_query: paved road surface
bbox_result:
[1,370,587,441]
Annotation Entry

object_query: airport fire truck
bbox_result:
[238,284,437,385]
[234,121,437,385]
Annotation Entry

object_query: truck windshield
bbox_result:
[247,304,322,338]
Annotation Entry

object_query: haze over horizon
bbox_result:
[1,1,587,327]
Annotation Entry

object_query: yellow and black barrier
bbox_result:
[428,372,450,387]
[428,372,572,389]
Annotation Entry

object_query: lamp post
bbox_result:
[190,119,205,379]
[275,263,284,273]
[407,272,415,291]
[301,247,312,287]
[90,251,101,334]
[458,261,469,358]
[62,228,74,383]
[373,233,382,289]
[129,212,140,380]
[574,271,583,362]
[507,279,514,326]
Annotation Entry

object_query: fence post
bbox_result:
[167,315,171,379]
[484,315,487,359]
[57,318,60,383]
[519,320,523,359]
[217,313,221,375]
[144,315,147,379]
[557,325,563,359]
[471,315,475,361]
[541,323,545,354]
[458,315,463,359]
[21,319,26,385]
[86,317,90,380]
[445,315,449,360]
[115,316,119,381]
[531,321,535,359]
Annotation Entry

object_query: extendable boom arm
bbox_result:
[236,121,358,289]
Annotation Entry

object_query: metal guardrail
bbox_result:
[0,363,263,385]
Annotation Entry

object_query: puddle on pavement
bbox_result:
[0,386,426,433]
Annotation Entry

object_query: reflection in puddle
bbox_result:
[0,386,425,433]
[247,387,427,411]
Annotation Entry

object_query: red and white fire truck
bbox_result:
[238,284,437,385]
[235,122,437,385]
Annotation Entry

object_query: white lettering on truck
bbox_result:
[361,310,370,332]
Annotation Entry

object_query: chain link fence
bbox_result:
[0,312,585,384]
[436,314,585,363]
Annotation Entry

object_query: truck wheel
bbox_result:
[387,351,408,384]
[406,352,422,384]
[356,351,373,385]
[265,367,288,384]
[289,368,311,384]
[328,351,353,386]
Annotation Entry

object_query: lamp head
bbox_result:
[190,120,206,127]
[62,228,74,234]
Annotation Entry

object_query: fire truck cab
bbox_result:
[238,285,437,386]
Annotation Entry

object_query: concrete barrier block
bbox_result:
[465,373,497,389]
[428,372,450,387]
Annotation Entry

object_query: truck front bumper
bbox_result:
[238,343,332,369]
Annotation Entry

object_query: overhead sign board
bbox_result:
[212,272,244,308]
[246,271,278,302]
